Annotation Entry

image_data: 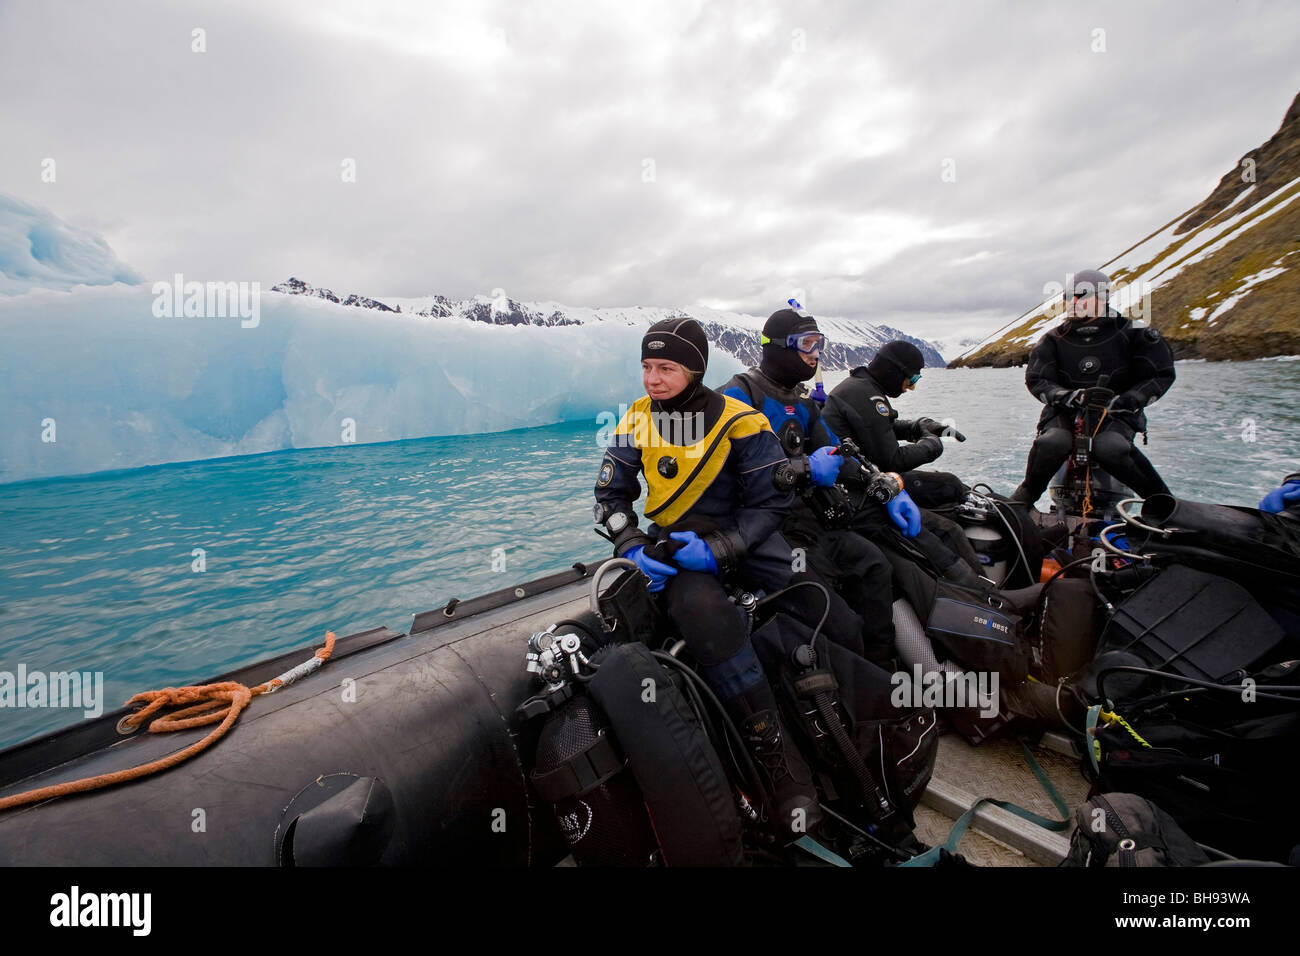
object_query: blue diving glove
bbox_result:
[808,446,844,487]
[668,531,719,573]
[886,489,922,538]
[626,544,678,592]
[1259,480,1300,514]
[810,381,828,405]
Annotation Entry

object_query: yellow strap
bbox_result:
[1098,708,1152,749]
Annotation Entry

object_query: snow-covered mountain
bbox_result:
[270,278,946,369]
[929,334,983,365]
[953,90,1300,367]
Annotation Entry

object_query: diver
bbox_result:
[594,317,864,834]
[822,341,984,586]
[822,341,949,481]
[1010,269,1176,506]
[719,306,912,667]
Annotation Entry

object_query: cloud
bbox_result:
[1,0,1297,342]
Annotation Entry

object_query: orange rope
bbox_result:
[1080,407,1110,527]
[0,632,336,813]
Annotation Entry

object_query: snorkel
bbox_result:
[811,365,827,406]
[787,298,828,405]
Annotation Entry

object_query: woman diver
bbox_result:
[593,317,866,835]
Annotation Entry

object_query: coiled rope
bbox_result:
[0,632,336,813]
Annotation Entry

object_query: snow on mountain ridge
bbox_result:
[271,278,946,368]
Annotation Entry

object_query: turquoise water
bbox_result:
[2,361,1297,749]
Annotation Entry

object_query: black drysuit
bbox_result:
[822,368,984,586]
[1018,312,1176,501]
[822,368,945,475]
[721,368,897,666]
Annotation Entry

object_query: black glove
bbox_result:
[1083,386,1114,407]
[1052,388,1085,409]
[1108,391,1143,412]
[917,416,966,443]
[916,417,946,437]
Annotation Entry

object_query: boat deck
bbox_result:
[915,732,1089,866]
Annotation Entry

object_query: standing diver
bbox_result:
[594,318,866,834]
[719,306,913,667]
[1010,269,1176,506]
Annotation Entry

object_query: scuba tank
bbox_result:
[953,493,1012,586]
[962,523,1010,585]
[520,623,661,866]
[518,561,746,866]
[952,487,1046,589]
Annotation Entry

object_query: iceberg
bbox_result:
[0,284,744,484]
[0,192,946,483]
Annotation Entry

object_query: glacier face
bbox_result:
[0,286,744,483]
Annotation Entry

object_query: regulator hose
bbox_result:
[812,686,897,828]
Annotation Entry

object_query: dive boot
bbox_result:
[741,708,823,836]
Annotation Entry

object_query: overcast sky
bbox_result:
[3,0,1298,344]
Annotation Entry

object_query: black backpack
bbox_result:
[1089,698,1300,862]
[1063,793,1210,867]
[750,611,938,831]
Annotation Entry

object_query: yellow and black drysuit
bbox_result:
[596,385,841,693]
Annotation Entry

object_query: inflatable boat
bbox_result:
[1,469,1296,867]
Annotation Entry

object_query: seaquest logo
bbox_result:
[0,665,103,718]
[890,665,1000,718]
[50,886,151,936]
[558,800,593,844]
